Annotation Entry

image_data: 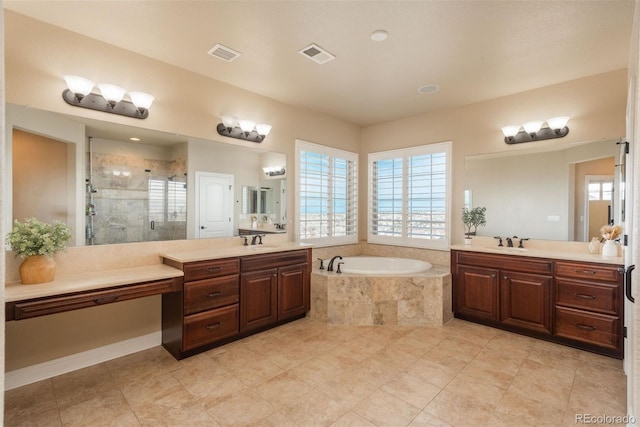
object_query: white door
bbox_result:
[625,75,637,420]
[195,172,234,238]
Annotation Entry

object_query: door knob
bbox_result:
[200,226,206,229]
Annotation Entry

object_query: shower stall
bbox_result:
[85,137,187,245]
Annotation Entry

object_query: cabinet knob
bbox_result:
[503,276,508,280]
[491,274,496,278]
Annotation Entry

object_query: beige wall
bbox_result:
[12,129,69,224]
[360,69,627,242]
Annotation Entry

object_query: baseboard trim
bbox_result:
[5,332,162,390]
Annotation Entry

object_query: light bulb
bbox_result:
[221,115,238,129]
[128,91,154,110]
[238,120,255,133]
[63,75,95,98]
[523,121,543,135]
[546,116,570,130]
[501,125,521,138]
[256,123,272,136]
[98,84,126,104]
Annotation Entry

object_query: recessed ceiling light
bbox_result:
[130,137,140,141]
[418,84,440,94]
[370,29,389,42]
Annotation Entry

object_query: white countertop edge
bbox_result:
[5,264,184,303]
[450,244,624,265]
[161,242,313,263]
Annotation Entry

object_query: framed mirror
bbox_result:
[6,104,288,246]
[464,139,620,242]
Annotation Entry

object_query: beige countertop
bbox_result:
[450,244,624,265]
[5,264,184,303]
[161,242,313,263]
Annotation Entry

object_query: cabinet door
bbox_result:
[500,271,552,334]
[240,268,278,332]
[455,265,499,321]
[278,263,308,321]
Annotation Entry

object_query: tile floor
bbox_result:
[5,318,628,426]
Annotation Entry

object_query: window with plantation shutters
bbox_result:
[148,179,166,222]
[368,142,451,249]
[148,178,187,223]
[296,140,358,245]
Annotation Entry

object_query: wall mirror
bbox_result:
[464,139,620,242]
[6,104,287,247]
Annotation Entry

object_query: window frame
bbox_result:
[295,139,358,247]
[368,141,452,250]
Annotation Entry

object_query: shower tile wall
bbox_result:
[87,152,187,245]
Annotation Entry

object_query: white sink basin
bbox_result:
[494,247,528,252]
[243,245,280,252]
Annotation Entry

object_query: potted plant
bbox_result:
[461,207,487,244]
[6,218,72,284]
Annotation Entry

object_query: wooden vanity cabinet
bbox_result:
[240,268,278,332]
[453,251,552,335]
[500,270,552,334]
[162,248,311,359]
[554,261,623,356]
[451,250,623,358]
[162,257,240,357]
[454,265,499,321]
[240,249,310,333]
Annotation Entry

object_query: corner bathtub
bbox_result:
[325,256,432,275]
[311,256,452,326]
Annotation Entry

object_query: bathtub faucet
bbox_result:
[327,255,343,272]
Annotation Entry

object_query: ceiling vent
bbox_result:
[298,43,335,64]
[207,44,241,62]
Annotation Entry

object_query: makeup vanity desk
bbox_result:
[5,264,184,321]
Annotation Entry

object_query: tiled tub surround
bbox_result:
[310,244,452,326]
[311,265,452,326]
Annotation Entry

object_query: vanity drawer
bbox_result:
[455,252,552,275]
[241,250,309,272]
[555,279,619,315]
[555,307,619,350]
[555,262,621,283]
[184,275,239,315]
[183,304,239,351]
[10,278,182,321]
[183,258,239,282]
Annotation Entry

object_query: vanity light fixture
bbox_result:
[501,116,570,144]
[263,166,286,177]
[216,115,272,143]
[62,75,154,120]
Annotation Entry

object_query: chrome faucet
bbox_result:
[327,255,342,272]
[251,234,265,245]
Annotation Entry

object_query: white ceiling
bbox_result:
[4,0,636,127]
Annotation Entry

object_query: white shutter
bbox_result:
[296,140,358,245]
[368,142,451,249]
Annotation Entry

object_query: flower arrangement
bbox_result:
[462,207,487,238]
[6,218,72,258]
[600,224,622,242]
